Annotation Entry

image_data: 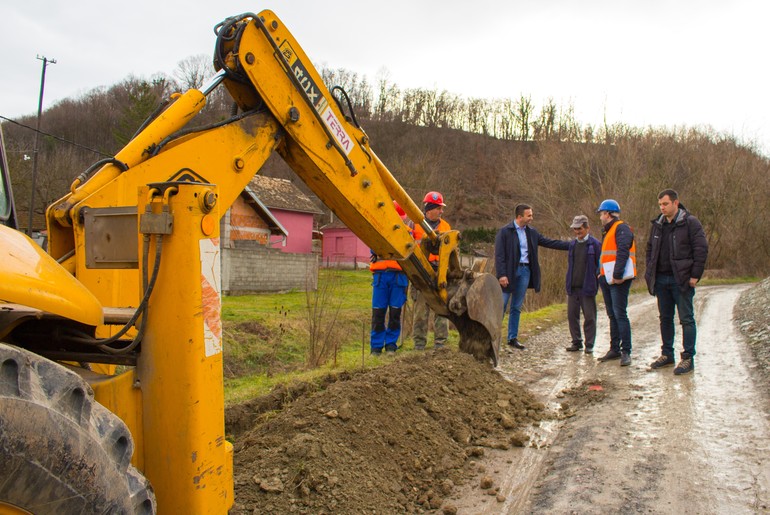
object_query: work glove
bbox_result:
[369,251,378,263]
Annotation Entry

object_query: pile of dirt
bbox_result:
[735,277,770,394]
[228,350,547,514]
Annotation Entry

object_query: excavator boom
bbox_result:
[0,9,502,513]
[214,11,502,361]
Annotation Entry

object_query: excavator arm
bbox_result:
[0,9,502,513]
[42,9,502,363]
[213,11,502,358]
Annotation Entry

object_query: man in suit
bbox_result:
[494,204,568,350]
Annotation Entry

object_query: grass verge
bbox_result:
[224,271,759,405]
[223,268,574,405]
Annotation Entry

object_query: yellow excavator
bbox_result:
[0,9,502,513]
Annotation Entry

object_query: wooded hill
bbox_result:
[3,65,768,308]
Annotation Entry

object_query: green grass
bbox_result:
[517,303,568,337]
[699,276,759,286]
[223,271,763,405]
[222,268,572,405]
[222,269,375,404]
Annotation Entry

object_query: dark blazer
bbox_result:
[645,206,708,294]
[565,235,602,296]
[495,221,569,293]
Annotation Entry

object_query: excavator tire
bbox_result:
[0,343,156,514]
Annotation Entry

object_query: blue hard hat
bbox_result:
[596,199,621,213]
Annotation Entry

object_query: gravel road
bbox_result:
[450,283,770,514]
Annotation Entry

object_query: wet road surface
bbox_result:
[455,284,770,514]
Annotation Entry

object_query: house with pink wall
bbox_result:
[320,219,370,268]
[247,175,322,254]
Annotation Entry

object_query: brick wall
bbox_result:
[222,240,318,294]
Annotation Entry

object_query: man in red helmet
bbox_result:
[369,201,410,355]
[410,191,450,350]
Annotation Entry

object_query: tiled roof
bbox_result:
[320,219,351,230]
[248,175,323,215]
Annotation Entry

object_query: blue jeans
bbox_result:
[599,276,632,353]
[502,265,530,342]
[654,274,696,357]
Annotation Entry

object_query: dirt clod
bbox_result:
[229,350,545,513]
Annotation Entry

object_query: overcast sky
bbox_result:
[2,0,768,154]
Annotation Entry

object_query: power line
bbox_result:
[0,115,111,158]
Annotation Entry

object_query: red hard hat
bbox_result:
[392,200,406,218]
[422,191,445,206]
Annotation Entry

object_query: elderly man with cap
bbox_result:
[410,191,451,350]
[564,215,602,353]
[596,199,637,366]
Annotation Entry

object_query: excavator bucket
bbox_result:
[447,271,503,366]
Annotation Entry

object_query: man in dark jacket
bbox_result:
[495,204,568,350]
[563,215,602,354]
[645,189,708,375]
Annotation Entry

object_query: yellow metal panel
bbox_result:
[136,184,232,513]
[49,116,282,341]
[89,368,145,471]
[0,224,102,326]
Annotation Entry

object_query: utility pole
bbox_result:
[27,55,56,236]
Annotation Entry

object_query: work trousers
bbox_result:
[567,290,597,349]
[411,288,448,349]
[370,271,408,351]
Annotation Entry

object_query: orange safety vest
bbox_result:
[370,258,403,272]
[370,222,414,272]
[412,219,451,262]
[600,220,637,278]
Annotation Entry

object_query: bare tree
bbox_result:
[174,54,212,90]
[515,95,533,141]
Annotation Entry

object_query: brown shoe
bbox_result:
[673,354,694,375]
[649,354,675,369]
[597,350,621,362]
